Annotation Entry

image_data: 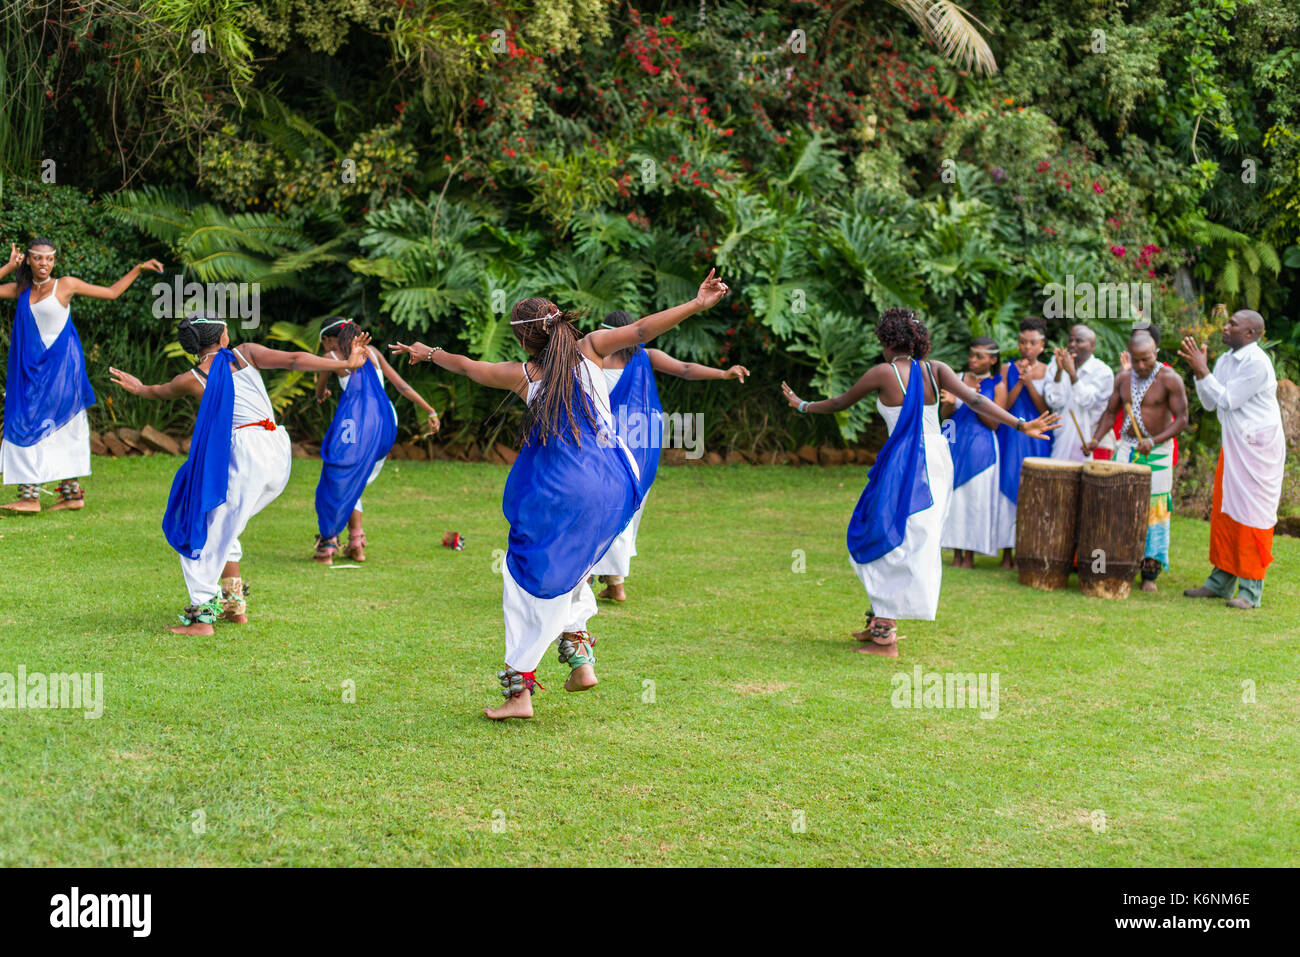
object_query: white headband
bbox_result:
[320,318,350,336]
[511,309,562,326]
[189,317,227,326]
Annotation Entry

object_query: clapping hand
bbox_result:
[1177,336,1210,377]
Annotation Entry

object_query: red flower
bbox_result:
[1110,245,1127,258]
[1037,161,1050,173]
[1092,181,1103,194]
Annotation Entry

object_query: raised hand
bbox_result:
[1177,336,1209,377]
[136,259,164,273]
[780,380,803,410]
[7,243,23,269]
[694,268,729,309]
[1022,410,1060,439]
[390,341,430,363]
[108,366,144,395]
[725,365,749,383]
[345,332,372,368]
[1118,350,1131,372]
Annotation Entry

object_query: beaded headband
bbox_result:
[319,317,351,337]
[511,309,561,326]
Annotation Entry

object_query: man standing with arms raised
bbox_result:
[1043,324,1113,461]
[1178,310,1286,609]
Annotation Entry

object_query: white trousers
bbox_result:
[590,496,647,578]
[501,560,598,673]
[1,411,91,485]
[353,457,386,514]
[180,426,291,604]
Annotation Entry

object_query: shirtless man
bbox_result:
[1083,328,1188,591]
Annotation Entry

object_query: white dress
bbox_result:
[591,364,648,578]
[329,346,395,515]
[940,390,1014,555]
[179,350,292,605]
[1,280,91,485]
[501,356,640,673]
[849,363,954,621]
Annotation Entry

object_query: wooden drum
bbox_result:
[1076,460,1151,600]
[1015,457,1083,590]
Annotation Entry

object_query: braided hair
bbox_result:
[320,316,359,358]
[15,237,55,293]
[177,312,226,356]
[875,307,931,359]
[511,297,597,446]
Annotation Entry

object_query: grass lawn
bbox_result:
[0,455,1296,867]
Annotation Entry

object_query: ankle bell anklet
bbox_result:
[498,668,543,698]
[557,631,596,668]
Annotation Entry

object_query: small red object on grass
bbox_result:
[442,532,465,551]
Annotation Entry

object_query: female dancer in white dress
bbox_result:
[390,269,729,719]
[0,240,162,512]
[781,309,1057,656]
[109,315,368,635]
[312,317,440,563]
[589,308,749,602]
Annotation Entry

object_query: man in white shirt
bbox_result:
[1043,324,1113,461]
[1178,310,1286,609]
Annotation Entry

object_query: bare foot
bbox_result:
[484,690,534,719]
[0,499,40,513]
[564,663,598,692]
[219,612,248,624]
[597,584,626,602]
[1140,580,1157,592]
[167,622,215,636]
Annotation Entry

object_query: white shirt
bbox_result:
[1195,341,1285,529]
[1043,354,1113,461]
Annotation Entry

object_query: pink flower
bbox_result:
[1092,181,1103,194]
[1110,245,1127,258]
[1037,160,1050,172]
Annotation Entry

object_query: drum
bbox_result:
[1076,460,1151,600]
[1015,457,1083,590]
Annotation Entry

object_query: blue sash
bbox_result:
[608,346,663,497]
[162,349,236,558]
[3,288,96,446]
[947,375,998,489]
[315,359,398,538]
[847,359,934,565]
[502,373,642,599]
[996,363,1051,504]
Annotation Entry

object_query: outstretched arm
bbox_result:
[240,337,372,373]
[60,260,164,301]
[781,365,889,414]
[584,270,729,360]
[373,347,440,435]
[390,342,528,400]
[934,361,1058,438]
[108,367,203,401]
[647,348,748,382]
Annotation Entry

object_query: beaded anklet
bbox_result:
[177,595,223,626]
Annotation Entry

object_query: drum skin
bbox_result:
[1015,457,1083,590]
[1076,460,1151,600]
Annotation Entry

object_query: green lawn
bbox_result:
[0,456,1296,867]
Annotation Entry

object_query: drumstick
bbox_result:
[1123,402,1146,440]
[1068,410,1086,445]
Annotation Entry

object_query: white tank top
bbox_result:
[28,279,70,348]
[191,350,277,427]
[877,360,942,437]
[522,356,616,426]
[330,347,385,392]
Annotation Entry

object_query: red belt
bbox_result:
[235,418,277,431]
